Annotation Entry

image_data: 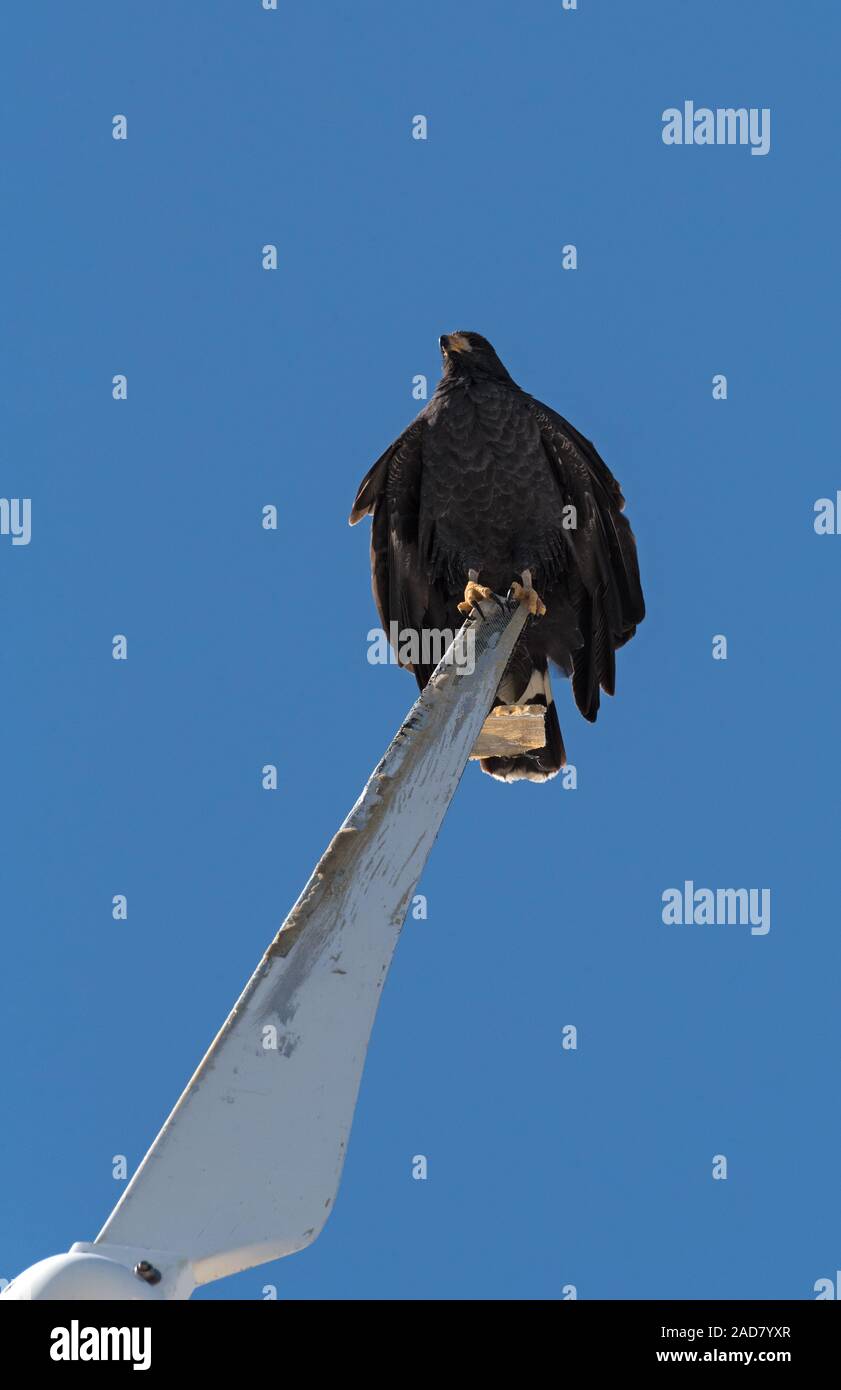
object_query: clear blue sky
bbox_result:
[2,1,838,1300]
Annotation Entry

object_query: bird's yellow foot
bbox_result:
[458,580,495,615]
[510,581,547,617]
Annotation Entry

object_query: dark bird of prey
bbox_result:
[349,332,645,782]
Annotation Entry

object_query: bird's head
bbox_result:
[439,332,513,382]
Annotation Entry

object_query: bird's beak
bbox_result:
[440,333,471,355]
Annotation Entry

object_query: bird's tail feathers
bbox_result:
[480,664,565,784]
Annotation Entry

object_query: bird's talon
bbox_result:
[458,580,494,616]
[510,580,547,617]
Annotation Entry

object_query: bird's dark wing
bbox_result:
[348,432,402,527]
[525,395,645,721]
[349,420,439,682]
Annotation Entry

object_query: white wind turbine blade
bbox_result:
[76,599,528,1294]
